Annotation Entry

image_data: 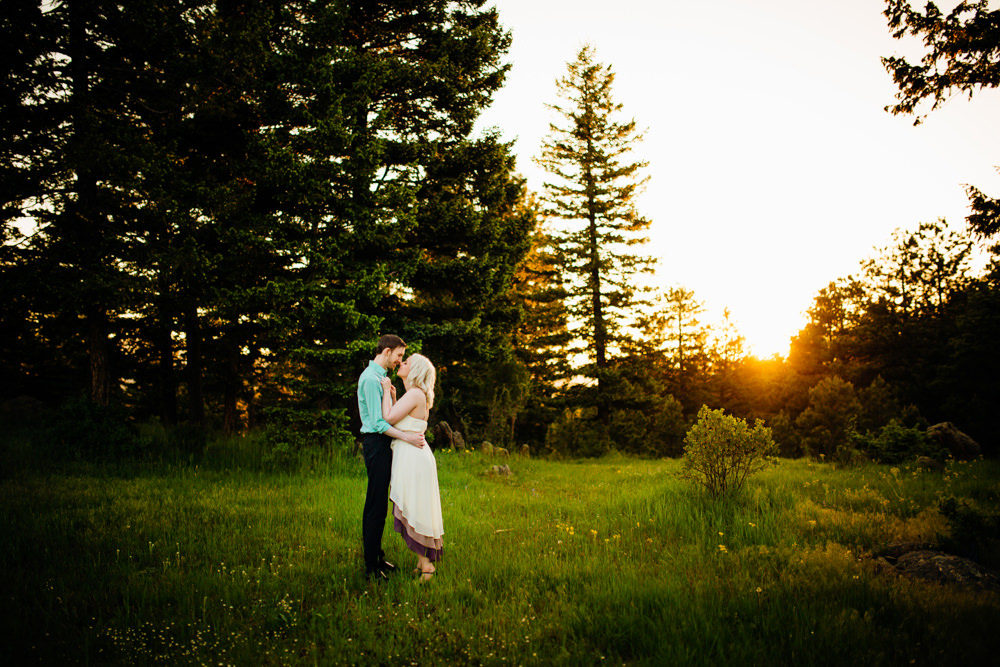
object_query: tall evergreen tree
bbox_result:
[2,0,531,451]
[0,0,185,406]
[658,286,710,413]
[510,221,571,444]
[1,1,69,400]
[883,0,1000,237]
[536,44,655,424]
[268,0,532,442]
[708,308,749,413]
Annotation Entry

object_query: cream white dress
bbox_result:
[389,415,444,561]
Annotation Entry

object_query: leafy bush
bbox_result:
[680,405,778,498]
[483,360,530,448]
[545,407,609,458]
[856,375,902,433]
[135,420,209,462]
[767,409,803,458]
[795,376,861,460]
[545,398,688,459]
[938,496,1000,569]
[609,395,687,457]
[262,406,354,470]
[43,395,151,461]
[852,419,943,464]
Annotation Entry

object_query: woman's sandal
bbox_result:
[418,568,435,582]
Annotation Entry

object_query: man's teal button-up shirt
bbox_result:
[358,361,392,434]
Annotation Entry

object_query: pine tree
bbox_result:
[883,1,1000,236]
[658,286,710,413]
[0,0,190,406]
[510,221,571,443]
[1,1,532,449]
[536,44,655,424]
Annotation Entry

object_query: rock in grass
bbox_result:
[873,542,937,563]
[432,421,455,449]
[927,422,981,460]
[915,455,944,472]
[895,550,999,591]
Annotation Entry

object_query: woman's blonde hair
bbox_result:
[406,353,436,410]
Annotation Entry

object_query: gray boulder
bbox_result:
[927,422,980,460]
[874,542,936,561]
[914,456,944,472]
[432,421,455,449]
[895,550,999,591]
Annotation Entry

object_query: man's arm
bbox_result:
[385,425,426,448]
[362,373,425,447]
[380,378,426,448]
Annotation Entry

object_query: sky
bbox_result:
[474,0,1000,358]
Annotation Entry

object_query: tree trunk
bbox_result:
[587,211,609,426]
[223,341,240,434]
[185,306,205,424]
[71,1,114,407]
[156,295,177,424]
[88,308,112,406]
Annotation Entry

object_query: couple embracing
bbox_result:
[357,334,444,583]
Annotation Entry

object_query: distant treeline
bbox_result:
[532,221,999,462]
[2,2,997,464]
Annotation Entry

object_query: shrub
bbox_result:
[795,376,862,459]
[857,375,902,433]
[768,409,803,458]
[43,395,151,461]
[852,419,944,464]
[262,406,354,470]
[938,496,1000,569]
[680,405,778,498]
[545,399,688,459]
[609,395,687,458]
[545,407,609,458]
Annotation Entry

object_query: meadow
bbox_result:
[2,444,999,666]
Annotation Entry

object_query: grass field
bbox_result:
[2,447,998,665]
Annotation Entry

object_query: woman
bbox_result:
[380,353,443,581]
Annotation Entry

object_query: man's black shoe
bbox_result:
[365,568,389,582]
[378,560,397,574]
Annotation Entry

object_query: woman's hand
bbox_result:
[380,376,396,400]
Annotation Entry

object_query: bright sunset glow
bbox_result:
[477,0,1000,357]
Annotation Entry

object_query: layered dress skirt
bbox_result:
[389,415,444,562]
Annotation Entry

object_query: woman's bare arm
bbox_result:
[380,378,425,447]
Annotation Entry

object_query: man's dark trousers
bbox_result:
[362,432,393,572]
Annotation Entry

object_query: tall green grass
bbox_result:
[2,450,997,665]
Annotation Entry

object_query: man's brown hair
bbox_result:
[376,334,406,355]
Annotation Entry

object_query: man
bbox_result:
[357,334,426,581]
